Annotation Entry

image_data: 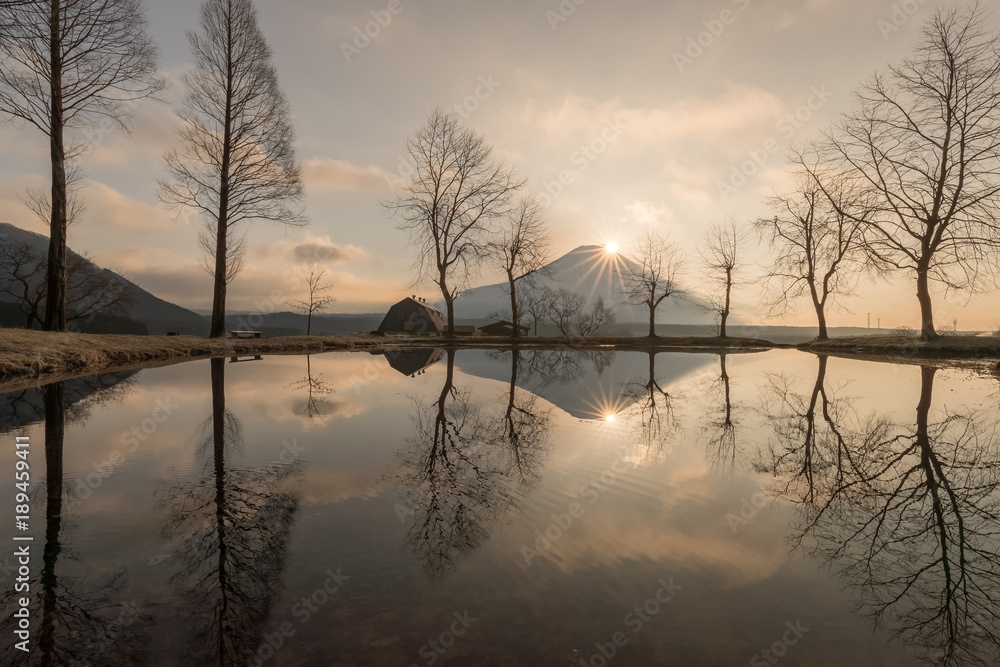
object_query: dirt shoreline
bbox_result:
[797,335,1000,360]
[0,329,777,390]
[4,329,998,392]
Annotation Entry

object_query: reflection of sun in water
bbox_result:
[579,388,629,424]
[605,241,619,255]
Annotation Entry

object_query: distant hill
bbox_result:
[224,311,386,335]
[456,244,719,325]
[0,223,208,335]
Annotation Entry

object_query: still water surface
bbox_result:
[1,348,998,666]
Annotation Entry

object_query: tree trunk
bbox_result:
[648,304,656,338]
[815,302,828,340]
[508,271,519,339]
[210,17,235,339]
[916,266,936,341]
[720,269,732,338]
[43,0,68,332]
[306,311,312,336]
[210,218,229,338]
[439,269,454,337]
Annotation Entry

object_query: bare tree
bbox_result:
[20,162,87,228]
[621,230,686,337]
[0,242,46,328]
[818,7,1000,341]
[159,0,305,338]
[63,253,136,325]
[197,222,246,289]
[488,195,550,338]
[288,266,336,335]
[0,0,162,332]
[385,109,523,337]
[575,296,617,337]
[522,283,554,336]
[546,288,584,335]
[701,217,750,337]
[0,241,135,329]
[756,170,869,340]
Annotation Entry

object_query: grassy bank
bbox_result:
[0,329,779,389]
[798,335,1000,361]
[0,329,381,389]
[7,328,1000,391]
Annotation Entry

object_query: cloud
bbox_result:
[626,200,673,226]
[301,157,390,193]
[83,181,179,231]
[94,240,399,313]
[251,233,368,265]
[292,235,367,264]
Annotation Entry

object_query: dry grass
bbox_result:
[0,329,380,389]
[0,328,782,390]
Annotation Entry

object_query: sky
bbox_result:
[1,0,998,328]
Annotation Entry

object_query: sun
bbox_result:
[605,241,619,255]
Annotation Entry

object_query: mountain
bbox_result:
[456,245,718,325]
[0,222,208,335]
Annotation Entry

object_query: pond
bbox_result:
[1,348,998,666]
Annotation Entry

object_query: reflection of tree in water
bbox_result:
[285,354,334,419]
[702,354,742,475]
[763,361,1000,665]
[521,349,615,386]
[621,351,680,457]
[493,350,552,485]
[0,381,148,666]
[394,349,551,576]
[157,358,300,665]
[0,370,136,435]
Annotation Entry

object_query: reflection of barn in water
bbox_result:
[382,348,446,377]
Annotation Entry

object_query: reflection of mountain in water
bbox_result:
[0,371,137,434]
[456,349,716,420]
